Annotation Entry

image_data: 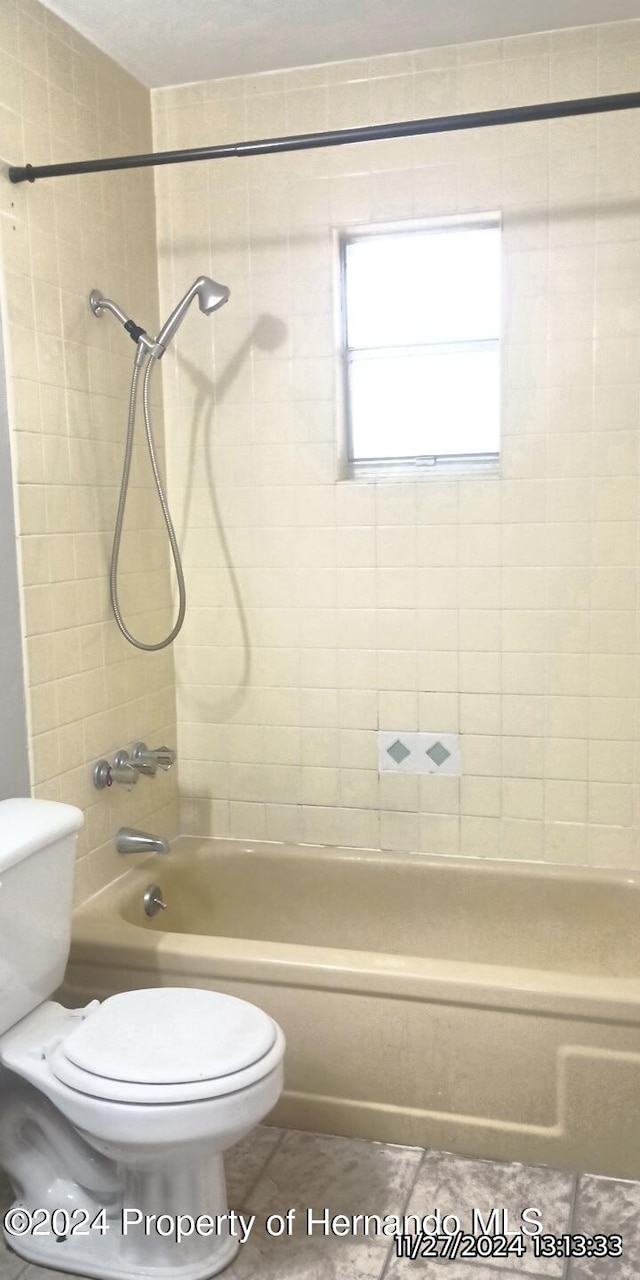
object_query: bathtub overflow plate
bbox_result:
[143,884,167,916]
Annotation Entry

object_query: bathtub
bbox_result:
[64,838,640,1179]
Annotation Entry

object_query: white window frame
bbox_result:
[336,213,502,481]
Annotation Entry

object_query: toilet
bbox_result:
[0,798,285,1280]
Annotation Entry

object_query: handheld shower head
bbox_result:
[196,276,231,315]
[155,275,230,351]
[88,270,231,653]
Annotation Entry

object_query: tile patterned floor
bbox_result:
[0,1127,639,1280]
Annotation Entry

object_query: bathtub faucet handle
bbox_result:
[92,749,138,790]
[132,742,176,775]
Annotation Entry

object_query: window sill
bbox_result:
[338,454,500,483]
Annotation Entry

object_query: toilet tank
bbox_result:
[0,799,84,1035]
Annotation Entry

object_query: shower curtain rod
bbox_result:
[8,89,640,184]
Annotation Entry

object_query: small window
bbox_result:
[339,215,501,477]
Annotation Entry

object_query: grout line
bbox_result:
[237,1124,287,1207]
[379,1144,427,1280]
[563,1168,581,1280]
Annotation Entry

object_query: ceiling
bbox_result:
[39,0,640,88]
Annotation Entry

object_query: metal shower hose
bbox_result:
[110,351,186,651]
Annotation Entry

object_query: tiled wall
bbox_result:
[153,20,640,869]
[0,0,178,900]
[0,301,30,798]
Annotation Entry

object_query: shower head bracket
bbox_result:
[124,318,147,344]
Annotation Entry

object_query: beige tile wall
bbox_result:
[153,20,640,869]
[0,0,178,900]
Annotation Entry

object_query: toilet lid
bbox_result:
[55,988,277,1086]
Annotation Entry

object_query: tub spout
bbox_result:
[116,828,170,855]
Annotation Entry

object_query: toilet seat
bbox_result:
[46,988,281,1105]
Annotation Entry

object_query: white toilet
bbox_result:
[0,798,285,1280]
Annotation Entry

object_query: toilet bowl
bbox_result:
[0,799,286,1280]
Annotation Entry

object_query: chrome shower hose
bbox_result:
[110,352,186,651]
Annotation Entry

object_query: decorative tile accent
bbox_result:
[387,739,411,765]
[426,741,451,768]
[379,732,461,775]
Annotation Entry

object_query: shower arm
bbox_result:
[89,291,164,359]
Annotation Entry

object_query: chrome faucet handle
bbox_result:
[132,742,176,774]
[130,742,158,776]
[93,750,138,790]
[112,750,139,786]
